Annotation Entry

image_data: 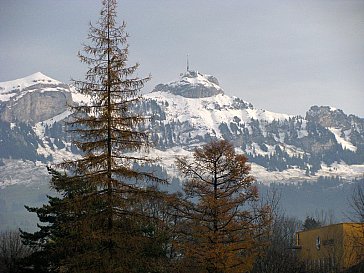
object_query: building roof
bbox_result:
[297,222,364,234]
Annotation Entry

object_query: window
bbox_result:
[316,236,321,250]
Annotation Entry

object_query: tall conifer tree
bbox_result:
[57,0,164,271]
[67,0,153,197]
[22,1,172,272]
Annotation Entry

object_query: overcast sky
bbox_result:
[0,0,363,117]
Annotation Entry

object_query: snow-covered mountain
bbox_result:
[137,71,364,183]
[0,72,88,124]
[0,73,88,168]
[0,71,363,188]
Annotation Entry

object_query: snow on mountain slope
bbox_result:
[140,71,364,183]
[145,91,292,139]
[166,71,222,93]
[0,72,89,106]
[33,120,76,164]
[127,146,364,185]
[0,72,61,101]
[328,127,357,152]
[0,71,363,187]
[145,71,292,142]
[0,72,91,125]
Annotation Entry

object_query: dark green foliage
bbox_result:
[302,216,321,230]
[20,168,97,272]
[21,168,173,272]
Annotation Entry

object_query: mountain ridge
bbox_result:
[0,71,363,187]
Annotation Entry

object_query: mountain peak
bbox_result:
[28,71,56,81]
[0,73,72,124]
[0,72,61,94]
[152,70,224,98]
[16,72,60,86]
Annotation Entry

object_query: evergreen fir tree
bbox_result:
[22,0,167,272]
[20,168,99,273]
[302,216,321,230]
[64,0,166,270]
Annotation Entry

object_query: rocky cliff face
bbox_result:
[0,72,73,124]
[1,91,72,124]
[306,106,351,128]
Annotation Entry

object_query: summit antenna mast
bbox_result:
[187,54,190,72]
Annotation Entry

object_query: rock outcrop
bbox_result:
[0,73,73,124]
[306,106,351,129]
[1,91,72,124]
